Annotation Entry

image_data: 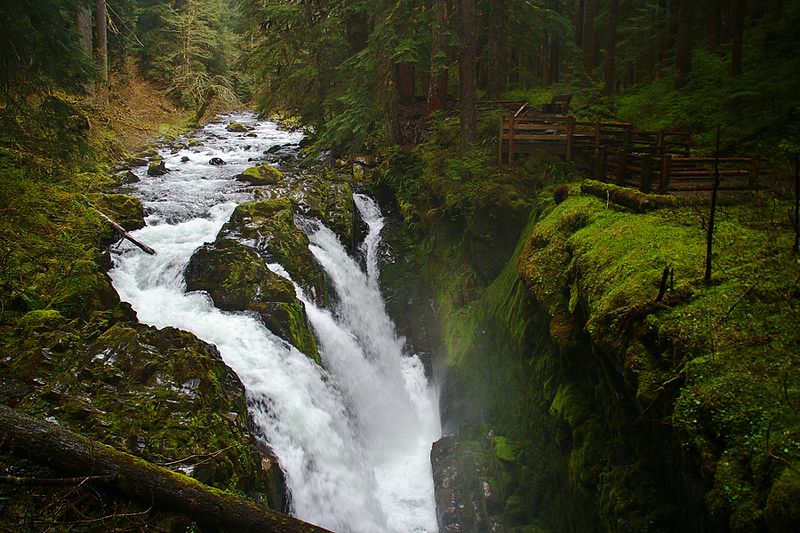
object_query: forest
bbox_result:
[1,0,799,532]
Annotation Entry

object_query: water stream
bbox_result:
[108,113,440,532]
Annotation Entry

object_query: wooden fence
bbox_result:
[498,113,758,193]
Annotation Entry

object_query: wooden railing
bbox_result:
[499,113,758,193]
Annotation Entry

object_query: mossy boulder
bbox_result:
[90,193,146,232]
[220,199,326,304]
[226,121,250,133]
[147,158,168,176]
[236,163,285,186]
[185,239,318,361]
[4,318,281,506]
[287,175,354,247]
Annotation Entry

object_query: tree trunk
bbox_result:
[0,405,328,533]
[675,0,693,88]
[396,63,416,105]
[485,0,506,99]
[581,0,598,77]
[458,0,477,148]
[77,2,92,56]
[427,0,449,113]
[707,0,722,52]
[604,0,620,95]
[95,0,108,83]
[730,0,746,77]
[575,0,586,48]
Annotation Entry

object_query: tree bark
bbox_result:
[396,63,416,105]
[458,0,477,148]
[730,0,746,77]
[77,2,92,57]
[485,0,506,99]
[427,0,450,113]
[0,405,329,533]
[675,0,693,88]
[581,0,598,77]
[95,0,108,83]
[575,0,586,48]
[707,0,722,52]
[604,0,620,95]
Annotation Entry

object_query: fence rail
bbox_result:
[498,113,757,193]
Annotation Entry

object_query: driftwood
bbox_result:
[0,405,329,532]
[95,209,157,255]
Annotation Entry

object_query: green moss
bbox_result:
[239,163,285,185]
[493,436,517,463]
[223,199,325,302]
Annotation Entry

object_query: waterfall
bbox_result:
[109,113,440,533]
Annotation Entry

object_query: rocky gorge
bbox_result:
[2,110,798,533]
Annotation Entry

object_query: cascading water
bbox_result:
[108,113,440,532]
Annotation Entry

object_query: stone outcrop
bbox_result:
[185,238,319,362]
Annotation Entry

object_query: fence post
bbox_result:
[616,147,627,185]
[508,115,515,167]
[596,146,607,181]
[641,154,654,193]
[595,119,601,150]
[657,130,665,155]
[566,116,575,161]
[750,156,759,189]
[659,155,672,194]
[498,117,504,166]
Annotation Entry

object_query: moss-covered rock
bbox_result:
[4,317,281,507]
[147,158,168,176]
[226,121,250,133]
[185,238,319,361]
[236,163,285,186]
[289,176,354,247]
[90,193,146,232]
[220,199,326,304]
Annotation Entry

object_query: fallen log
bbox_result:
[95,209,157,255]
[581,179,677,212]
[0,405,329,532]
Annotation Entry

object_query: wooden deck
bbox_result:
[498,113,758,193]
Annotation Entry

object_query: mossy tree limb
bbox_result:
[0,405,329,533]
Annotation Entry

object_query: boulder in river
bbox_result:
[226,121,250,133]
[6,317,284,507]
[220,199,327,305]
[147,159,168,176]
[209,157,226,166]
[185,239,319,362]
[118,170,140,184]
[235,163,284,186]
[181,156,190,163]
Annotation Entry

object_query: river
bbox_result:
[108,113,441,532]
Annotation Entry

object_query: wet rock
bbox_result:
[147,159,168,176]
[226,121,250,133]
[188,139,203,147]
[6,319,283,505]
[235,163,284,186]
[127,157,148,168]
[220,199,326,304]
[90,193,146,232]
[288,176,354,249]
[266,145,282,154]
[209,157,226,166]
[181,156,190,162]
[246,132,258,138]
[138,146,159,159]
[185,239,319,361]
[118,170,140,184]
[431,432,511,533]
